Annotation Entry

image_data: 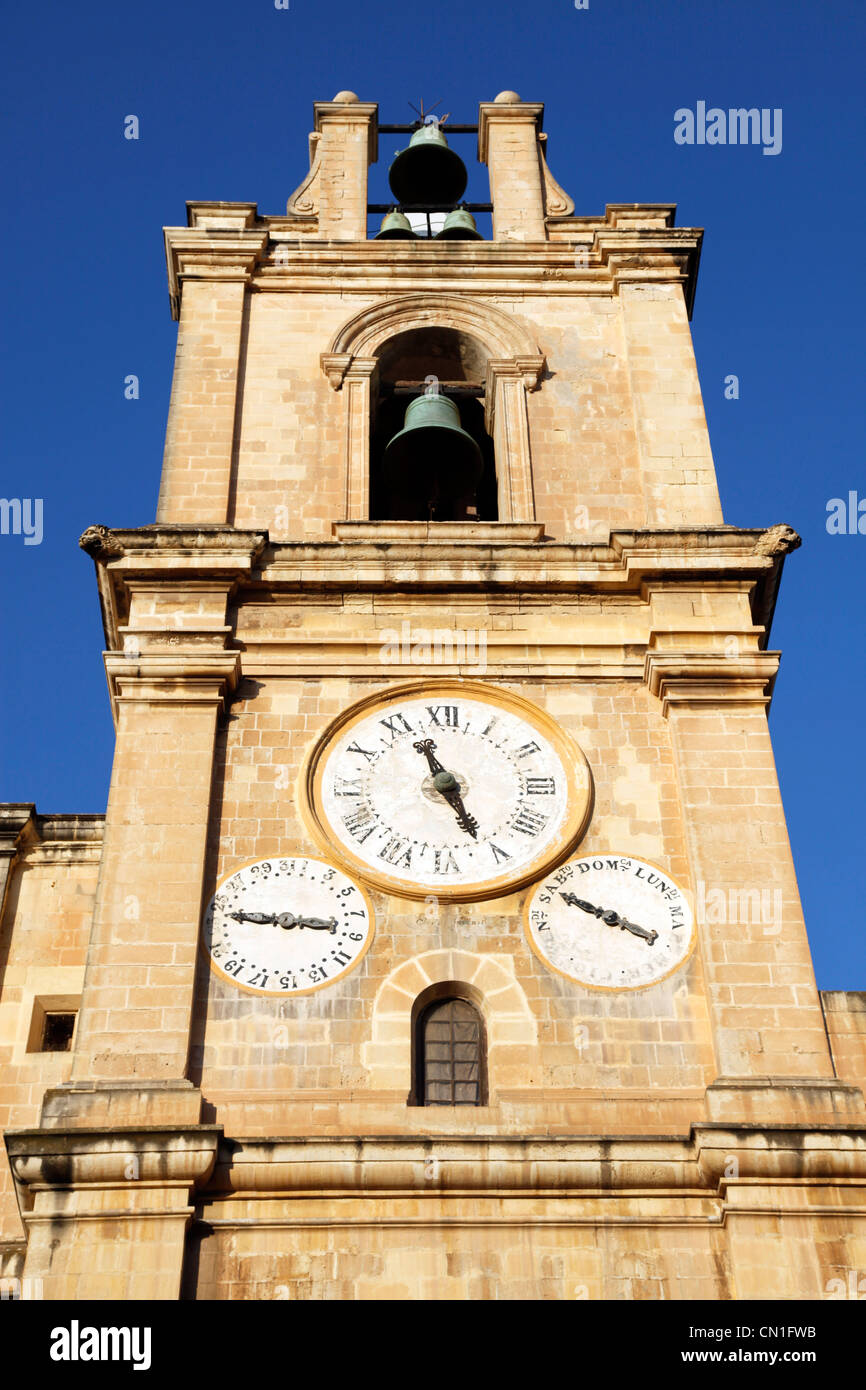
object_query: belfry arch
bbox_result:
[321,294,545,522]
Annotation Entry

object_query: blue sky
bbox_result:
[1,0,863,987]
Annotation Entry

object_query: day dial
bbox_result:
[524,853,695,990]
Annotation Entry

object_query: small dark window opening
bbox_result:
[415,995,485,1106]
[41,1012,76,1052]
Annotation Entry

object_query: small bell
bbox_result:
[383,393,483,516]
[434,208,483,241]
[388,124,468,207]
[374,209,419,240]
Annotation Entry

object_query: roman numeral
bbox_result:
[343,806,377,842]
[379,712,414,739]
[347,741,377,762]
[433,848,460,874]
[427,704,459,728]
[334,777,362,797]
[512,807,547,836]
[378,837,413,868]
[526,777,556,795]
[490,843,511,863]
[516,741,541,759]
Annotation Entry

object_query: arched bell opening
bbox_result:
[369,327,498,522]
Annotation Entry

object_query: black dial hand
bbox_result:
[559,893,658,945]
[229,910,337,934]
[413,739,479,839]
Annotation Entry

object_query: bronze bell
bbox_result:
[383,393,483,515]
[434,208,482,241]
[388,124,468,207]
[374,209,418,240]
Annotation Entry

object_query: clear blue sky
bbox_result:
[1,0,863,987]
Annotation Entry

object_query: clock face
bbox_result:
[524,854,695,991]
[303,682,592,900]
[203,855,374,996]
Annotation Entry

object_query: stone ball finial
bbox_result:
[332,90,360,103]
[494,90,521,104]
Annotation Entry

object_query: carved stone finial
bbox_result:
[79,524,123,559]
[753,524,802,557]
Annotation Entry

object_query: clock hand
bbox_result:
[559,892,658,946]
[293,915,338,933]
[229,910,338,934]
[413,739,479,839]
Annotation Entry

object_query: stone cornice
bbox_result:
[5,1126,221,1215]
[163,223,269,319]
[201,1127,866,1196]
[253,232,703,309]
[644,650,782,715]
[159,199,703,315]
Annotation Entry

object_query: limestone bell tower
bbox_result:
[2,90,865,1303]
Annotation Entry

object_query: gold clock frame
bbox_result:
[299,679,594,903]
[522,852,697,992]
[202,852,375,997]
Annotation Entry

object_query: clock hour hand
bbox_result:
[559,892,658,946]
[413,739,479,840]
[229,910,338,934]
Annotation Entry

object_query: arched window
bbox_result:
[413,990,486,1106]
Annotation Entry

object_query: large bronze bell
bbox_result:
[388,124,468,207]
[383,393,483,514]
[434,208,482,240]
[374,209,418,240]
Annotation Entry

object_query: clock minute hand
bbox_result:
[413,739,479,840]
[559,892,658,946]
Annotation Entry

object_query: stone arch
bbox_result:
[361,948,537,1096]
[324,293,542,366]
[320,296,545,522]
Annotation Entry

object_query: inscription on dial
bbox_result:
[525,854,695,990]
[203,856,373,996]
[319,695,578,891]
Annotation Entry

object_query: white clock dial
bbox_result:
[305,684,592,900]
[203,855,373,996]
[525,854,695,991]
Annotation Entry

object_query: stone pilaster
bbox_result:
[313,94,378,241]
[646,649,846,1110]
[478,94,546,242]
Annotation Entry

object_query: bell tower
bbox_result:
[3,90,865,1304]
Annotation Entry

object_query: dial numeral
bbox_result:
[526,777,556,795]
[379,713,414,739]
[343,806,378,842]
[516,741,541,759]
[346,741,377,762]
[489,843,511,863]
[433,848,460,874]
[378,837,413,868]
[426,704,459,728]
[334,777,362,797]
[512,806,547,836]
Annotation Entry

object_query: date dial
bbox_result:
[203,855,374,996]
